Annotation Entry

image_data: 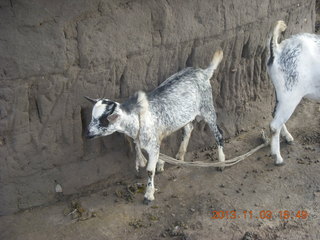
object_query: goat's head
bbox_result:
[84,96,122,139]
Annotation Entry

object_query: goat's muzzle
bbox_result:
[85,130,96,139]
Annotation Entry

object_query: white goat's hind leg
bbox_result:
[270,99,300,165]
[176,122,194,161]
[281,124,294,144]
[270,126,282,165]
[144,146,159,204]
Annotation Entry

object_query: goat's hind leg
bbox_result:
[202,111,225,170]
[270,98,301,165]
[272,98,294,145]
[176,122,194,161]
[281,124,294,144]
[158,122,194,172]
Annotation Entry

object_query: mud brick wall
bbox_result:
[0,0,315,215]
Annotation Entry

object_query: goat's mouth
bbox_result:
[85,131,101,139]
[86,134,95,139]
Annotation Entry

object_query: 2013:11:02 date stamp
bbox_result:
[211,210,309,220]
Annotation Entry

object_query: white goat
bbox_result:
[267,20,320,165]
[85,50,225,203]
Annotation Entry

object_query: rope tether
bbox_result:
[158,130,270,168]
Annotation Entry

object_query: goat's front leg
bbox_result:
[144,145,160,204]
[134,141,147,172]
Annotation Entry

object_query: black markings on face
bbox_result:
[99,115,109,127]
[98,101,116,128]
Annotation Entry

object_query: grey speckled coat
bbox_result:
[86,50,225,203]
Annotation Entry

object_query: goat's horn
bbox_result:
[84,96,98,104]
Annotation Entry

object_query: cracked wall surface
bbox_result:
[0,0,315,215]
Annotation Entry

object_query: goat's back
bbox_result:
[147,67,212,131]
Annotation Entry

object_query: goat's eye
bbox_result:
[100,117,109,127]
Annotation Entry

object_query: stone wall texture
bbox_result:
[0,0,315,215]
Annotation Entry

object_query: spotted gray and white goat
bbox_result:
[267,20,320,165]
[85,50,225,203]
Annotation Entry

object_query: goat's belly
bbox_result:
[305,89,320,100]
[159,119,194,138]
[304,79,320,100]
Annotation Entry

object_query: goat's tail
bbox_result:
[136,91,149,116]
[268,20,287,65]
[205,49,223,77]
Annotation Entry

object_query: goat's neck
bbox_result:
[119,111,140,139]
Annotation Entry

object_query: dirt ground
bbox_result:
[0,99,319,240]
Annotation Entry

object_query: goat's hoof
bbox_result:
[274,161,286,166]
[175,153,184,161]
[156,166,164,173]
[286,139,294,145]
[156,163,165,173]
[272,154,285,166]
[143,197,152,205]
[217,166,225,171]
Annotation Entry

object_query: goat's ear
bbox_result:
[107,113,120,123]
[84,96,98,104]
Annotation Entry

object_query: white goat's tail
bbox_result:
[273,20,287,48]
[205,49,223,77]
[136,91,149,116]
[268,20,287,65]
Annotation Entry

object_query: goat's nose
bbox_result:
[86,130,94,139]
